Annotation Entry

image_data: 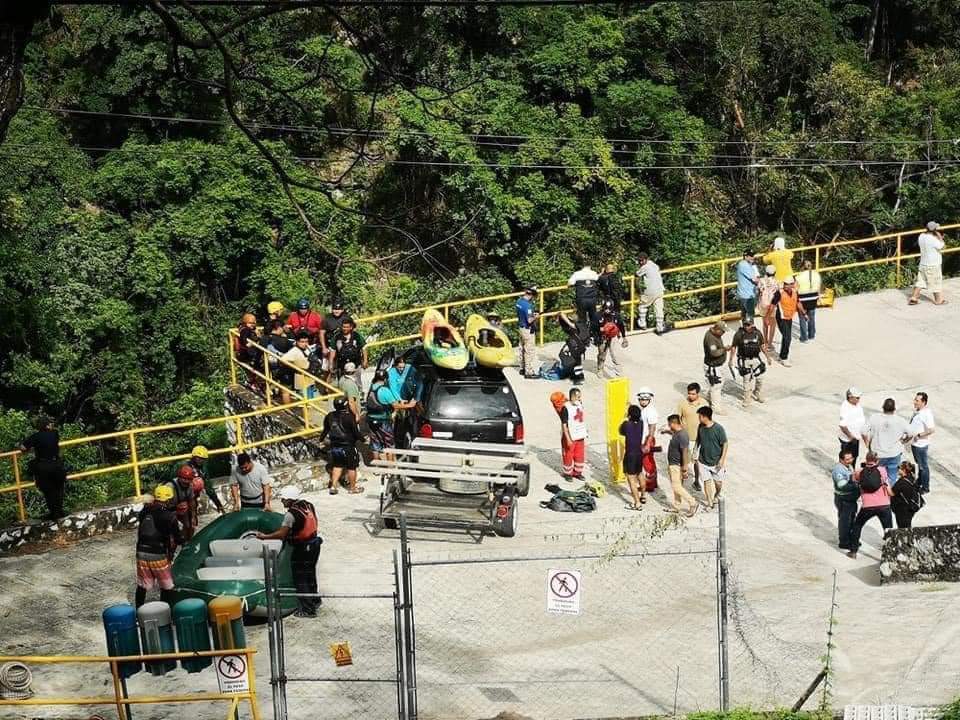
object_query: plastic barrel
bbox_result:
[173,599,212,673]
[102,604,142,679]
[137,601,177,676]
[208,595,246,650]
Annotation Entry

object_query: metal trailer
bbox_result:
[368,437,530,538]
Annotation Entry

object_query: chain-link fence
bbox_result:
[404,518,724,720]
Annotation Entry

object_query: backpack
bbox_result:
[540,490,596,513]
[859,465,883,494]
[366,384,390,415]
[306,348,323,376]
[327,412,355,445]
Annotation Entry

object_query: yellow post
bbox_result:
[12,454,26,523]
[228,333,238,386]
[302,403,310,430]
[263,356,273,407]
[109,659,129,720]
[628,275,636,333]
[246,650,262,720]
[605,378,630,484]
[537,290,545,345]
[128,431,141,498]
[719,263,726,314]
[815,246,821,271]
[442,304,450,322]
[234,418,244,451]
[896,234,903,286]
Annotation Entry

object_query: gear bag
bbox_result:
[539,489,597,513]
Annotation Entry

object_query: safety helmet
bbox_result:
[154,484,175,502]
[333,396,350,413]
[242,312,256,325]
[331,298,345,310]
[601,299,615,312]
[267,301,284,315]
[191,445,209,459]
[297,298,310,310]
[278,486,302,502]
[176,465,196,482]
[636,386,654,399]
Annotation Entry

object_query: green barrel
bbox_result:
[137,601,177,676]
[102,604,142,679]
[173,598,212,673]
[208,595,246,650]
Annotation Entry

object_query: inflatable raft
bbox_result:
[420,309,469,370]
[465,314,516,368]
[171,509,297,617]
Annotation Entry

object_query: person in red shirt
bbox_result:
[287,298,323,344]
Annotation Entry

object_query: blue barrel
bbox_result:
[102,604,142,679]
[173,599,212,673]
[137,601,177,676]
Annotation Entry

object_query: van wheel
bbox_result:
[492,502,518,538]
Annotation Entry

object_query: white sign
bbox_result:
[215,654,250,694]
[546,568,582,616]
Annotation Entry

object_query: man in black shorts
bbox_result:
[318,397,363,494]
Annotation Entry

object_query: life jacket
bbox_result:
[136,504,176,555]
[336,335,363,369]
[563,402,588,441]
[738,328,763,360]
[796,270,822,306]
[165,480,193,516]
[777,290,799,320]
[288,500,318,544]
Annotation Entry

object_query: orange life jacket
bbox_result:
[288,500,318,544]
[777,290,799,320]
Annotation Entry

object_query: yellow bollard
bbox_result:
[605,377,630,484]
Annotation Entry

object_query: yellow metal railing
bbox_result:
[351,222,960,345]
[0,647,261,719]
[0,335,342,525]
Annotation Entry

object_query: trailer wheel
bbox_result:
[516,470,530,497]
[492,501,518,538]
[383,518,398,530]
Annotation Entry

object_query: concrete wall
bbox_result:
[880,524,960,583]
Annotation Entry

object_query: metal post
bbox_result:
[393,549,408,720]
[815,246,821,272]
[128,431,141,498]
[537,290,546,345]
[821,568,839,710]
[896,234,903,286]
[263,547,281,720]
[264,356,273,407]
[717,497,730,711]
[719,263,726,315]
[399,514,418,719]
[228,334,238,386]
[12,455,25,523]
[628,275,636,333]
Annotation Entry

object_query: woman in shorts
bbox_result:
[619,404,646,510]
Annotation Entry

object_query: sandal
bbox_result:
[329,486,338,495]
[626,503,642,511]
[908,298,919,305]
[639,495,647,504]
[348,486,365,494]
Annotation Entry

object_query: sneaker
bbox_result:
[293,609,318,618]
[692,480,702,492]
[845,551,857,559]
[780,359,792,367]
[753,395,765,403]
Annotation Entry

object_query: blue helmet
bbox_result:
[297,298,310,310]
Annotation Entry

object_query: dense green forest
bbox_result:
[1,0,959,517]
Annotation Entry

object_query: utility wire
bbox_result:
[27,106,960,147]
[59,0,746,7]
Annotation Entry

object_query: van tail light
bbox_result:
[418,423,433,439]
[515,423,524,443]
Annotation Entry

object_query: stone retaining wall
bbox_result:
[880,524,960,583]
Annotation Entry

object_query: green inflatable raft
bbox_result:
[171,509,298,617]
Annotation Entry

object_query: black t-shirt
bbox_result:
[22,430,60,461]
[321,314,348,344]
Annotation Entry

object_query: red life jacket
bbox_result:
[288,500,318,544]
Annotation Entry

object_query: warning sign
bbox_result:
[215,654,250,694]
[546,568,582,616]
[330,642,353,667]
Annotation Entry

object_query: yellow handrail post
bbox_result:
[246,650,262,720]
[815,246,821,272]
[302,402,310,430]
[109,658,128,720]
[234,418,244,451]
[443,303,450,323]
[263,355,273,407]
[719,263,726,314]
[896,234,903,286]
[12,454,25,523]
[537,289,545,345]
[628,275,636,332]
[228,334,237,387]
[128,431,141,498]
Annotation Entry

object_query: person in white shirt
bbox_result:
[909,391,934,494]
[636,388,659,492]
[863,397,912,487]
[909,221,946,306]
[838,387,866,464]
[635,252,666,334]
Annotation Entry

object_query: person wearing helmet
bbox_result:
[187,446,225,515]
[636,389,659,488]
[256,486,321,617]
[134,484,184,608]
[263,319,295,403]
[729,316,774,409]
[19,415,67,520]
[330,317,367,390]
[367,369,417,463]
[266,301,285,324]
[318,396,363,494]
[288,298,322,344]
[596,301,627,378]
[770,276,806,367]
[235,312,263,390]
[164,465,199,540]
[320,299,349,371]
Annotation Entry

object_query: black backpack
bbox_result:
[859,465,883,493]
[365,384,389,414]
[539,490,596,513]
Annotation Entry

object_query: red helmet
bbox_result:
[176,465,196,483]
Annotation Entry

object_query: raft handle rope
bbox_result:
[0,661,34,699]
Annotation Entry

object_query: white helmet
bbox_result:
[278,486,302,502]
[637,387,654,399]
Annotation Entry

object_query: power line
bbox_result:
[58,0,738,6]
[28,106,960,149]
